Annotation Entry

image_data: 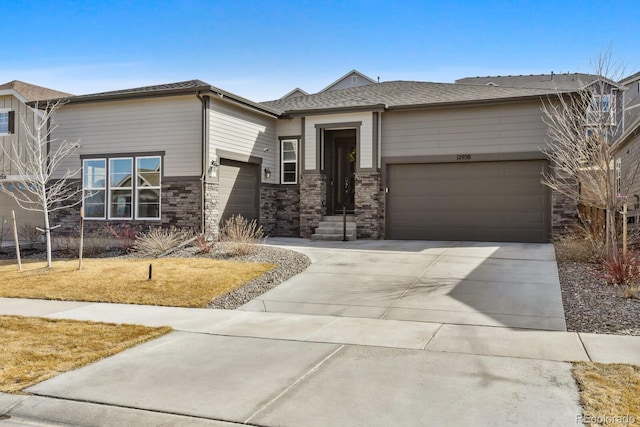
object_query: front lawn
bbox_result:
[573,362,640,425]
[0,315,171,393]
[0,258,275,307]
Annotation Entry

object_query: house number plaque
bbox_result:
[456,154,471,161]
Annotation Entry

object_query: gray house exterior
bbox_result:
[41,71,626,244]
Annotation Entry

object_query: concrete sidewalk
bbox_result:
[2,298,640,426]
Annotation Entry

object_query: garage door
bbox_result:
[0,184,43,229]
[387,160,550,242]
[219,158,259,225]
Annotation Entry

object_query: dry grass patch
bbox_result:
[573,362,640,426]
[0,258,275,307]
[0,315,171,393]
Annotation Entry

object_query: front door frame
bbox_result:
[314,121,362,215]
[324,129,357,214]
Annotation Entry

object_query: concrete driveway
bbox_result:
[241,238,567,331]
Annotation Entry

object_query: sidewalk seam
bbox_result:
[576,333,593,362]
[243,344,345,424]
[422,323,444,350]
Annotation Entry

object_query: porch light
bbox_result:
[264,168,271,179]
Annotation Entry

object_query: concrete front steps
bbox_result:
[311,215,357,241]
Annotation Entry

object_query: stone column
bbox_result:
[354,172,382,239]
[299,174,326,237]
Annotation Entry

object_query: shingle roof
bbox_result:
[455,73,600,90]
[0,80,72,101]
[261,80,567,113]
[71,79,210,99]
[56,79,280,116]
[620,70,640,86]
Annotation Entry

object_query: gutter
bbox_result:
[196,91,208,234]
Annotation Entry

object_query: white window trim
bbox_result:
[82,158,107,220]
[0,108,11,135]
[83,155,162,221]
[281,139,299,184]
[134,155,162,220]
[587,94,616,126]
[108,157,133,220]
[616,158,622,195]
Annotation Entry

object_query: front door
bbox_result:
[325,130,356,214]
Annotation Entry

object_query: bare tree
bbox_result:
[0,99,80,267]
[541,53,633,261]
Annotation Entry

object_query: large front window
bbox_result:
[82,155,161,220]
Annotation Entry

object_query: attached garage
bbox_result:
[0,184,43,231]
[386,160,551,243]
[218,158,259,225]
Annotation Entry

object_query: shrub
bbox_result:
[554,216,606,263]
[594,249,640,299]
[53,236,117,257]
[19,223,42,249]
[194,234,212,254]
[219,215,265,256]
[105,223,137,251]
[132,226,194,257]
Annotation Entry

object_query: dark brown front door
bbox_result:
[325,130,356,214]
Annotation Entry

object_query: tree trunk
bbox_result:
[43,205,52,268]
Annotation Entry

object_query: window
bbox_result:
[83,159,106,219]
[615,158,622,195]
[136,156,161,219]
[587,94,616,125]
[82,155,161,220]
[0,110,14,134]
[109,158,133,219]
[281,139,298,184]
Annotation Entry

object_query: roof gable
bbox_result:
[319,70,377,93]
[280,87,309,99]
[0,80,72,102]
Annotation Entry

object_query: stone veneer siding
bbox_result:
[260,185,277,236]
[49,179,204,239]
[276,185,300,237]
[203,181,219,239]
[260,184,300,237]
[552,189,578,238]
[299,174,326,238]
[354,172,382,239]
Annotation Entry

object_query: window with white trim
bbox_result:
[616,158,622,195]
[587,94,616,125]
[82,155,161,220]
[281,139,298,184]
[109,158,133,219]
[136,156,161,219]
[0,109,14,135]
[82,159,106,219]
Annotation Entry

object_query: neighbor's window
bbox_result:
[82,159,106,219]
[587,94,616,125]
[281,139,298,184]
[615,158,622,195]
[0,110,14,134]
[136,156,161,219]
[82,155,162,220]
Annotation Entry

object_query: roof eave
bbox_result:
[28,85,282,117]
[282,103,388,118]
[386,93,568,112]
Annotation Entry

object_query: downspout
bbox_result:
[196,91,208,234]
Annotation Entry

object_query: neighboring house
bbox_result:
[0,80,71,229]
[613,71,640,230]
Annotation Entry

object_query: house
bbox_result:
[41,72,596,244]
[0,80,71,229]
[613,71,640,228]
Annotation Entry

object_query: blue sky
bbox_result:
[3,0,639,101]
